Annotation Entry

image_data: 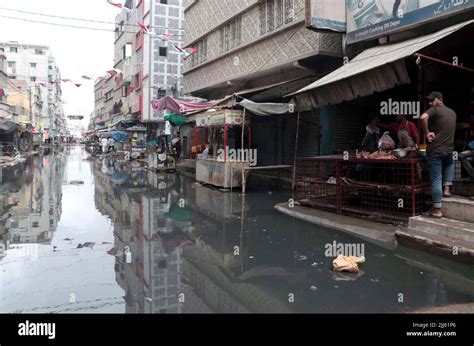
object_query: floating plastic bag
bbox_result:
[378,131,396,150]
[332,256,366,273]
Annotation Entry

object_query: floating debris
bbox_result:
[370,278,380,283]
[311,262,318,267]
[77,242,95,249]
[63,238,73,241]
[310,286,318,291]
[295,254,308,261]
[249,256,254,259]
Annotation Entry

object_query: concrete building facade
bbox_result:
[92,0,185,133]
[0,42,65,136]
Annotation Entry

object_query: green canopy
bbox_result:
[164,113,187,126]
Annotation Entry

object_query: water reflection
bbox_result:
[92,154,474,314]
[1,148,473,313]
[0,154,65,251]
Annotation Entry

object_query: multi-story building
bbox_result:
[92,76,114,129]
[0,42,65,137]
[182,0,343,165]
[93,0,185,136]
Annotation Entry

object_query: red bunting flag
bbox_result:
[107,69,123,78]
[136,21,149,34]
[173,45,197,60]
[81,75,93,80]
[106,0,131,13]
[75,84,82,88]
[62,79,71,83]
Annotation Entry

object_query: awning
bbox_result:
[0,120,18,133]
[290,19,474,111]
[238,98,294,116]
[151,96,217,114]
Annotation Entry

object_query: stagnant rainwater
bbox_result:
[1,146,473,313]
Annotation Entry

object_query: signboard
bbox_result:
[68,115,84,120]
[306,0,347,32]
[196,109,250,128]
[346,0,474,44]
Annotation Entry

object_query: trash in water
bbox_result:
[311,262,318,267]
[332,256,365,273]
[374,254,386,258]
[63,238,73,241]
[77,242,95,249]
[262,229,267,232]
[295,254,308,261]
[370,278,380,283]
[310,286,318,291]
[249,256,254,259]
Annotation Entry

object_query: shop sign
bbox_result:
[306,0,346,32]
[346,0,474,44]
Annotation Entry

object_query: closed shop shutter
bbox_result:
[334,108,366,152]
[283,110,320,164]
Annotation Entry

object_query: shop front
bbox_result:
[290,19,474,221]
[194,108,251,189]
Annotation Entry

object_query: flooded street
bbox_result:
[1,146,474,313]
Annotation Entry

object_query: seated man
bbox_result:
[459,141,474,180]
[360,116,381,152]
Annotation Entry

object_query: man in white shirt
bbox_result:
[101,137,108,154]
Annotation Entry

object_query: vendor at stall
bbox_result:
[379,114,420,145]
[360,116,382,152]
[379,114,420,146]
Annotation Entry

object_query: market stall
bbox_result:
[195,108,251,188]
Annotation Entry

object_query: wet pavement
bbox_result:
[1,146,473,313]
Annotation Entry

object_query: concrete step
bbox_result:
[396,228,474,265]
[409,216,474,243]
[443,196,474,223]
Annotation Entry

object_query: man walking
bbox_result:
[420,92,457,218]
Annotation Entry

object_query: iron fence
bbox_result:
[295,156,431,221]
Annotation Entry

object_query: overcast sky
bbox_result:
[0,0,118,128]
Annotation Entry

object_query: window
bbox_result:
[10,47,18,53]
[156,89,166,99]
[159,47,168,57]
[49,65,53,70]
[259,0,294,36]
[30,77,36,82]
[191,37,207,67]
[220,17,242,53]
[7,61,15,68]
[0,48,4,53]
[34,48,43,55]
[160,0,168,3]
[31,63,37,68]
[122,43,132,59]
[32,222,39,228]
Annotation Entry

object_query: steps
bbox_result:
[442,197,474,223]
[409,216,474,242]
[396,196,474,264]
